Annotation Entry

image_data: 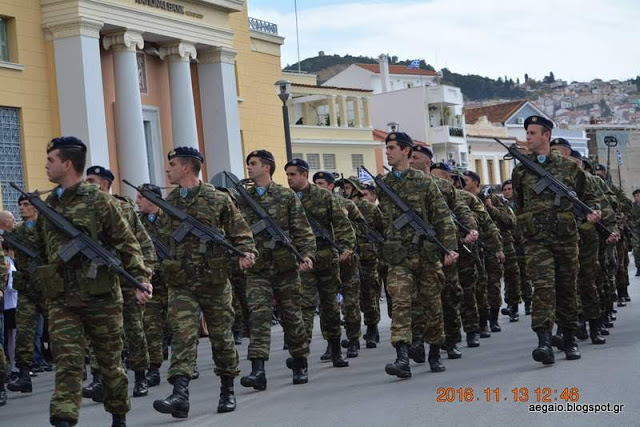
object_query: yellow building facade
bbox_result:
[0,0,287,213]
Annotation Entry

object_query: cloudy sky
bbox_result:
[248,0,640,82]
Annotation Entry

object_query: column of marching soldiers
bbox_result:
[0,114,638,426]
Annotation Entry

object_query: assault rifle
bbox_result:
[10,183,151,293]
[122,180,246,258]
[147,231,173,261]
[306,216,344,253]
[494,138,613,239]
[360,166,451,255]
[0,231,40,274]
[223,172,304,263]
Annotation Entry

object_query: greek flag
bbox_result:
[407,59,421,69]
[358,167,374,183]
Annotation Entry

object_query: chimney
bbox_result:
[378,54,391,93]
[387,121,399,133]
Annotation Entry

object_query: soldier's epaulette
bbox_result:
[113,194,135,207]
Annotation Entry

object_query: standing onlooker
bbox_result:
[3,245,18,379]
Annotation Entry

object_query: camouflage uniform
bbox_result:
[594,177,620,316]
[34,181,151,424]
[298,184,356,343]
[158,182,255,381]
[229,261,248,336]
[629,201,640,272]
[237,181,316,361]
[609,184,632,300]
[512,151,599,334]
[508,199,533,309]
[377,170,457,347]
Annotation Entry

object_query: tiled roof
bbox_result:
[464,100,527,125]
[356,63,437,77]
[373,129,428,146]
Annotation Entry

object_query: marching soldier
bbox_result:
[152,147,256,417]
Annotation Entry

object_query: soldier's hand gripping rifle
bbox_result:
[360,166,452,255]
[494,138,613,239]
[10,183,151,293]
[122,180,246,258]
[0,231,40,274]
[223,171,304,263]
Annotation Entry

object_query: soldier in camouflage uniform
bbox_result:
[34,136,153,427]
[377,132,458,379]
[285,158,355,368]
[236,150,315,390]
[410,149,479,360]
[6,196,46,395]
[84,166,155,400]
[314,171,364,358]
[630,189,640,276]
[342,176,385,349]
[512,116,616,365]
[152,147,256,418]
[0,225,11,406]
[135,184,171,388]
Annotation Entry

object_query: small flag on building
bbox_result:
[407,59,421,69]
[617,150,622,166]
[358,167,374,183]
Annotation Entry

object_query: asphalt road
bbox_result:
[4,264,639,427]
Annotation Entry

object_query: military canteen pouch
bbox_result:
[35,264,64,299]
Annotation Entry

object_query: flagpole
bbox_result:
[295,0,301,73]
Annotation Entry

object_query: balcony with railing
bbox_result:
[248,17,278,35]
[429,126,466,145]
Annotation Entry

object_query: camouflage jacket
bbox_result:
[139,209,171,285]
[583,174,617,233]
[35,181,151,301]
[629,202,640,233]
[352,196,384,260]
[377,169,457,260]
[512,150,600,244]
[457,189,503,252]
[432,175,477,236]
[237,180,316,272]
[114,194,156,268]
[8,220,42,297]
[485,193,516,246]
[297,183,356,252]
[336,195,366,247]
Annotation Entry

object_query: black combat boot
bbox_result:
[91,379,104,403]
[603,314,614,329]
[408,338,426,363]
[82,372,101,399]
[0,382,6,406]
[428,344,446,372]
[153,375,190,418]
[576,318,589,341]
[588,319,606,345]
[617,296,627,307]
[524,301,531,315]
[466,332,480,348]
[551,326,564,350]
[364,324,378,348]
[146,363,161,387]
[292,357,308,385]
[217,376,236,413]
[51,418,73,427]
[636,269,640,277]
[8,365,32,393]
[111,414,126,427]
[563,331,581,360]
[240,359,266,391]
[385,343,411,379]
[191,361,199,380]
[489,308,501,332]
[330,338,349,367]
[600,316,610,336]
[346,339,359,358]
[509,304,519,322]
[501,306,511,316]
[133,370,148,397]
[320,341,332,361]
[445,342,462,359]
[532,329,555,365]
[233,331,243,345]
[479,315,491,338]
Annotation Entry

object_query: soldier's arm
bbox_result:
[452,194,478,232]
[329,193,356,251]
[221,196,257,255]
[511,167,525,213]
[288,191,316,259]
[126,204,157,267]
[425,178,457,250]
[470,197,503,252]
[575,167,600,212]
[588,176,617,232]
[485,195,516,231]
[347,201,368,243]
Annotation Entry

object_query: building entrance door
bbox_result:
[142,107,164,187]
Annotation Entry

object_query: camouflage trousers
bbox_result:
[503,243,522,306]
[0,346,6,383]
[340,256,362,340]
[122,288,149,371]
[49,295,129,423]
[525,240,579,332]
[389,255,445,346]
[476,255,489,325]
[15,292,47,368]
[458,250,479,333]
[578,227,601,321]
[632,230,640,271]
[598,241,617,313]
[246,267,309,360]
[359,257,381,326]
[515,242,533,304]
[167,280,239,380]
[485,249,504,310]
[230,270,249,334]
[616,238,630,298]
[300,254,342,341]
[143,283,168,366]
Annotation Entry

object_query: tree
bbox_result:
[524,73,529,82]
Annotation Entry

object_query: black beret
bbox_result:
[581,157,594,172]
[430,162,453,173]
[550,137,571,149]
[413,144,433,159]
[284,158,309,171]
[463,170,481,184]
[501,179,512,190]
[18,194,29,204]
[140,183,162,198]
[594,163,606,172]
[168,146,204,163]
[385,131,414,148]
[246,149,275,165]
[313,170,336,184]
[47,136,86,153]
[524,115,554,131]
[86,165,114,183]
[570,150,582,159]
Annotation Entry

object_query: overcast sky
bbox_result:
[248,0,640,82]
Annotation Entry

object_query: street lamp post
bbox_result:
[276,79,293,161]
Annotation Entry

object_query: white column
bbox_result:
[354,97,363,128]
[102,30,149,198]
[338,95,348,128]
[328,95,338,127]
[197,47,243,179]
[362,97,372,127]
[492,156,501,185]
[481,157,490,185]
[159,42,198,149]
[48,18,110,167]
